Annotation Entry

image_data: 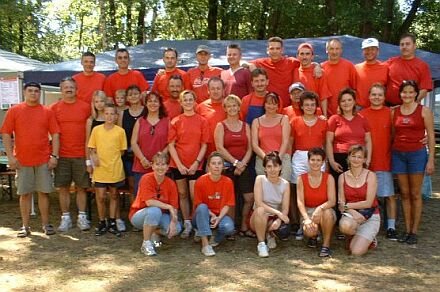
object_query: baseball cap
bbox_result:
[196,45,210,54]
[288,82,305,93]
[24,82,41,90]
[297,42,314,54]
[361,38,379,49]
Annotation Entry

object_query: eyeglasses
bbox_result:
[150,125,155,136]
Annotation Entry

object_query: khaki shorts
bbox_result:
[54,157,90,188]
[15,163,54,195]
[302,207,336,223]
[255,153,292,182]
[356,213,380,241]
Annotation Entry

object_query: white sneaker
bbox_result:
[267,233,277,249]
[295,228,304,240]
[201,245,216,256]
[116,219,126,232]
[151,233,162,248]
[77,215,91,231]
[58,216,72,232]
[141,240,157,256]
[180,221,192,239]
[257,242,269,257]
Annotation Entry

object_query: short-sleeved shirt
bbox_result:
[359,107,392,171]
[196,99,226,156]
[168,114,210,169]
[51,99,91,158]
[327,114,370,153]
[72,72,106,104]
[187,66,223,103]
[385,56,432,105]
[221,67,252,98]
[193,174,235,215]
[355,61,389,108]
[88,124,127,183]
[164,98,182,120]
[129,173,179,220]
[103,70,149,98]
[321,58,358,116]
[151,68,190,101]
[1,102,59,166]
[293,66,332,101]
[252,57,300,107]
[291,116,327,151]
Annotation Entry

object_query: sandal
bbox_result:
[43,224,56,236]
[17,226,31,238]
[239,229,256,238]
[319,246,331,257]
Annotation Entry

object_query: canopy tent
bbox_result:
[0,49,48,72]
[23,35,440,88]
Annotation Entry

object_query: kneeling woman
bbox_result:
[193,152,236,257]
[129,152,182,256]
[297,148,336,257]
[250,151,290,258]
[338,145,379,256]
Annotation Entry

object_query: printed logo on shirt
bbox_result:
[208,192,221,200]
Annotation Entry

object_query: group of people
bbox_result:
[1,32,435,258]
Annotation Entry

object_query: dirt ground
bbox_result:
[1,156,439,291]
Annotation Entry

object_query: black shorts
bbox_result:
[94,180,125,188]
[170,168,204,181]
[223,167,254,195]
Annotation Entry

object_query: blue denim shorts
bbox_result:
[392,148,427,174]
[375,171,395,197]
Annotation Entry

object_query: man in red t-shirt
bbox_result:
[151,48,190,101]
[187,45,223,103]
[355,38,389,109]
[72,52,106,104]
[51,77,92,233]
[164,75,184,120]
[103,48,149,99]
[196,77,226,158]
[385,33,432,105]
[1,82,60,237]
[193,152,235,256]
[221,44,252,98]
[321,38,358,116]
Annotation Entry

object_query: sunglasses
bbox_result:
[155,186,161,199]
[150,125,155,136]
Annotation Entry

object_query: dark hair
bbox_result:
[347,145,368,168]
[115,48,129,57]
[24,82,41,90]
[227,43,241,51]
[264,92,280,106]
[369,83,386,95]
[126,84,141,94]
[81,51,96,60]
[337,87,356,115]
[207,151,224,165]
[326,38,342,49]
[169,74,183,84]
[263,151,282,168]
[143,91,167,119]
[60,76,77,88]
[307,147,326,160]
[207,76,224,88]
[251,68,268,79]
[268,36,283,46]
[163,47,178,59]
[400,32,416,43]
[299,91,319,114]
[399,80,419,101]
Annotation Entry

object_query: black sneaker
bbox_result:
[398,232,410,243]
[107,220,122,237]
[386,228,398,241]
[95,220,107,236]
[406,233,418,245]
[307,237,318,248]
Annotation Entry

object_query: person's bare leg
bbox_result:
[37,192,50,225]
[350,235,371,256]
[409,173,424,234]
[188,179,196,208]
[241,192,254,231]
[143,224,155,241]
[386,196,397,222]
[76,187,87,213]
[250,207,268,242]
[201,236,209,247]
[176,179,190,220]
[95,188,107,221]
[58,187,70,213]
[397,174,411,233]
[19,193,32,227]
[320,209,336,247]
[109,187,118,219]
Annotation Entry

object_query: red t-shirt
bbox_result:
[164,98,182,120]
[50,99,91,158]
[168,114,210,169]
[72,72,106,104]
[193,174,235,215]
[355,61,389,108]
[291,116,327,151]
[103,70,149,98]
[129,173,179,220]
[293,66,332,101]
[327,114,370,153]
[392,105,425,152]
[252,57,300,107]
[359,107,392,171]
[301,172,329,208]
[151,68,190,101]
[196,99,226,157]
[221,67,252,98]
[321,58,357,116]
[187,66,223,103]
[385,56,432,105]
[1,103,59,166]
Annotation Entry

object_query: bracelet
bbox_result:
[86,160,92,166]
[233,159,239,167]
[195,159,201,164]
[344,203,348,211]
[50,154,59,159]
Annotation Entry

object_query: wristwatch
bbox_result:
[233,159,239,167]
[50,154,59,159]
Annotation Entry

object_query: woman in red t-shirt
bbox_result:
[338,145,379,256]
[131,92,170,198]
[296,148,336,257]
[214,94,254,237]
[391,80,435,245]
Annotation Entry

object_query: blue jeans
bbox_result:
[130,207,182,236]
[192,203,235,243]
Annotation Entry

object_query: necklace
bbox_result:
[308,172,322,187]
[350,169,363,181]
[303,116,317,125]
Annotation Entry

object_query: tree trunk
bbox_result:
[181,1,198,38]
[108,0,118,49]
[257,0,269,39]
[150,1,159,40]
[99,0,107,50]
[78,13,84,52]
[219,0,229,40]
[383,0,394,42]
[396,0,422,41]
[325,0,337,35]
[207,0,218,39]
[268,4,281,37]
[126,0,132,46]
[360,0,374,37]
[136,0,146,44]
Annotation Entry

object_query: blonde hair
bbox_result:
[179,89,197,102]
[223,94,241,109]
[91,90,107,119]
